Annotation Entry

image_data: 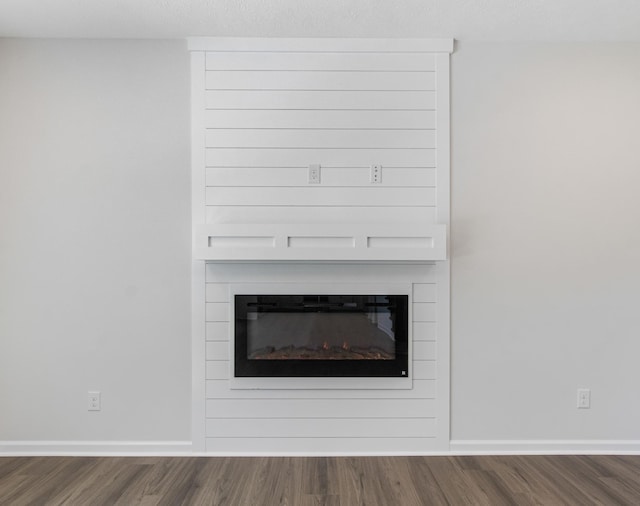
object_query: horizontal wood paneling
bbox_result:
[206,52,437,71]
[205,90,436,110]
[205,129,435,149]
[206,167,436,188]
[206,322,230,341]
[414,341,436,361]
[206,148,436,167]
[206,398,436,419]
[204,110,436,129]
[206,187,435,207]
[412,322,437,341]
[206,379,436,399]
[206,206,436,225]
[205,283,229,302]
[413,361,436,380]
[413,303,436,322]
[206,361,230,380]
[206,341,229,360]
[205,263,437,284]
[206,303,229,322]
[194,41,449,451]
[206,71,435,91]
[413,284,437,302]
[205,436,436,453]
[205,418,435,439]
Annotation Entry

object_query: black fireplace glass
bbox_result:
[234,294,409,377]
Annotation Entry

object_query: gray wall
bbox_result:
[2,38,639,446]
[0,39,191,441]
[451,42,640,442]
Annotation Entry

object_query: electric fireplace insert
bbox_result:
[234,294,409,377]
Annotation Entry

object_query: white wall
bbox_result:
[2,38,640,450]
[0,39,191,443]
[451,42,640,444]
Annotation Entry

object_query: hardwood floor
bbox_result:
[1,455,639,505]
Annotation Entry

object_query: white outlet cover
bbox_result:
[88,391,101,411]
[308,164,321,184]
[577,388,591,409]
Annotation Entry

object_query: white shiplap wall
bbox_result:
[202,263,442,453]
[196,38,450,227]
[190,38,451,454]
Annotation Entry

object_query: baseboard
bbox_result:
[0,440,193,456]
[4,439,640,457]
[450,439,640,455]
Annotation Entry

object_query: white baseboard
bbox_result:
[0,440,193,456]
[4,439,640,457]
[450,439,640,455]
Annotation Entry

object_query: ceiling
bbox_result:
[0,0,639,41]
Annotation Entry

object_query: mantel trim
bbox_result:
[194,223,447,262]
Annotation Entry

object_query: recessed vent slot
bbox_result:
[367,237,434,249]
[288,236,354,248]
[209,236,275,248]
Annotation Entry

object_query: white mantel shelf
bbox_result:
[194,223,447,262]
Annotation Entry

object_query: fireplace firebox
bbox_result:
[234,294,409,377]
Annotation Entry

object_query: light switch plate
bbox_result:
[370,165,382,183]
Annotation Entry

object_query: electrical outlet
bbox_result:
[88,391,101,411]
[577,388,590,409]
[308,164,321,184]
[370,164,382,183]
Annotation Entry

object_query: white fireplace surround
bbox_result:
[190,37,451,453]
[196,262,447,453]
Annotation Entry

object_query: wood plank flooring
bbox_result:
[1,455,639,505]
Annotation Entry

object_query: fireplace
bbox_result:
[234,294,409,378]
